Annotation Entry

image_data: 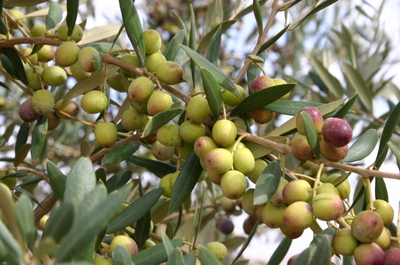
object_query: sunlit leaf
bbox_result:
[118,0,145,66]
[168,151,202,214]
[164,29,186,61]
[290,0,338,29]
[343,63,373,112]
[14,195,35,249]
[254,160,281,205]
[162,233,174,256]
[206,25,222,66]
[388,142,400,169]
[334,93,358,119]
[43,201,75,243]
[197,20,237,54]
[201,67,222,119]
[129,155,176,178]
[31,115,48,160]
[259,24,290,54]
[310,56,343,99]
[342,129,377,162]
[142,109,183,138]
[107,188,163,233]
[253,0,263,35]
[46,1,63,29]
[102,142,140,165]
[230,84,295,116]
[80,24,122,46]
[265,100,321,116]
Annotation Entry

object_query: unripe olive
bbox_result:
[233,147,255,175]
[325,174,351,200]
[312,193,344,221]
[221,196,237,213]
[193,136,217,158]
[353,243,385,265]
[247,159,268,184]
[143,29,162,55]
[351,210,384,243]
[290,132,315,161]
[31,24,47,37]
[19,98,41,122]
[55,41,80,66]
[55,99,79,119]
[8,9,26,29]
[151,140,175,161]
[47,111,61,130]
[159,171,179,197]
[42,66,67,87]
[31,89,54,115]
[205,242,228,261]
[186,96,210,123]
[146,53,166,72]
[128,76,154,103]
[179,120,206,143]
[332,227,359,256]
[20,47,38,65]
[230,117,247,131]
[241,188,256,215]
[367,199,394,227]
[249,76,275,93]
[282,201,313,233]
[70,61,91,80]
[269,178,288,206]
[156,61,183,85]
[319,139,348,162]
[206,169,223,185]
[280,223,303,239]
[147,90,172,116]
[221,84,246,107]
[282,179,312,205]
[78,47,99,72]
[212,119,237,147]
[262,201,286,228]
[93,254,114,265]
[120,54,140,78]
[220,170,247,199]
[250,109,275,124]
[176,141,193,160]
[121,107,148,131]
[36,45,55,62]
[205,148,233,174]
[272,78,290,100]
[26,66,43,90]
[57,24,83,42]
[81,91,108,114]
[107,72,129,92]
[109,235,138,256]
[94,122,118,148]
[374,227,391,250]
[316,183,340,196]
[156,124,181,146]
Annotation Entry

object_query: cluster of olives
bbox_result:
[291,106,353,162]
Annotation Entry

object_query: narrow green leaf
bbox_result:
[334,93,358,119]
[133,211,151,249]
[197,20,237,54]
[375,178,388,202]
[247,50,265,85]
[129,155,176,178]
[181,45,240,98]
[189,4,197,87]
[164,30,186,61]
[268,98,346,136]
[206,25,222,66]
[254,160,281,205]
[231,220,259,264]
[265,100,321,116]
[13,186,41,205]
[199,245,223,265]
[46,160,67,200]
[168,151,202,214]
[309,70,329,93]
[302,112,320,159]
[46,1,63,29]
[14,195,35,249]
[291,0,338,29]
[31,115,47,160]
[0,219,24,265]
[64,157,96,206]
[343,63,373,112]
[292,234,332,265]
[0,81,10,91]
[92,52,103,71]
[119,0,145,67]
[113,245,134,265]
[66,0,79,36]
[183,253,196,265]
[309,227,336,252]
[167,248,185,265]
[142,109,183,138]
[2,48,28,85]
[253,0,263,35]
[266,237,292,265]
[107,188,163,233]
[201,68,222,119]
[162,233,174,256]
[131,238,183,265]
[105,169,132,193]
[204,0,222,34]
[14,143,31,168]
[42,201,75,243]
[258,24,290,54]
[310,56,343,99]
[0,7,7,35]
[1,54,15,77]
[55,185,130,262]
[388,142,400,169]
[102,142,140,165]
[76,185,108,224]
[230,83,295,116]
[342,129,378,162]
[375,102,400,168]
